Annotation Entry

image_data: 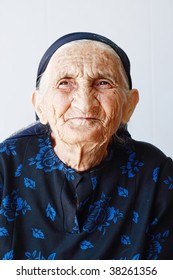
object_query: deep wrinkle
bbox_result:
[53,63,126,91]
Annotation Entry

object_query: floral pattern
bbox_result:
[32,228,45,239]
[164,176,173,190]
[146,230,169,260]
[28,138,61,172]
[15,164,23,177]
[0,190,31,222]
[121,234,131,245]
[28,138,76,180]
[0,140,17,156]
[2,250,14,260]
[46,203,56,221]
[153,167,160,183]
[121,151,144,178]
[24,178,36,189]
[118,253,140,260]
[118,186,128,198]
[0,227,9,237]
[25,250,56,260]
[132,211,139,224]
[80,240,94,250]
[83,193,124,235]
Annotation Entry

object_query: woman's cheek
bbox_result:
[103,95,120,118]
[49,92,70,119]
[104,95,124,132]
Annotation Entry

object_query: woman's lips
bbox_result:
[67,117,100,125]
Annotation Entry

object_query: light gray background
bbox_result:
[0,0,173,158]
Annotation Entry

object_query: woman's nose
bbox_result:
[72,85,98,113]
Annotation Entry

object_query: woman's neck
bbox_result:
[52,137,110,172]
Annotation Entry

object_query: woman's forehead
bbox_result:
[42,40,129,88]
[46,40,124,76]
[36,32,132,89]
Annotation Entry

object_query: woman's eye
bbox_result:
[99,81,109,85]
[58,80,70,87]
[96,80,112,89]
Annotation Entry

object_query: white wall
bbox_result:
[0,0,173,158]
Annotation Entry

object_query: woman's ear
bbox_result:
[122,89,139,124]
[32,91,48,124]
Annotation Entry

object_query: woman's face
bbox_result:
[33,41,138,146]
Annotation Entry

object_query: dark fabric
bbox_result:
[0,122,173,260]
[36,32,132,89]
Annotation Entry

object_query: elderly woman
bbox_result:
[0,32,173,260]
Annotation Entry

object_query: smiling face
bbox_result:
[33,40,138,147]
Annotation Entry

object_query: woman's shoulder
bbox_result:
[132,139,167,156]
[0,122,50,157]
[130,138,172,165]
[2,122,50,142]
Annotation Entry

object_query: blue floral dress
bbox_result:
[0,122,173,260]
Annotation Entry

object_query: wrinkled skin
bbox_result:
[32,41,139,171]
